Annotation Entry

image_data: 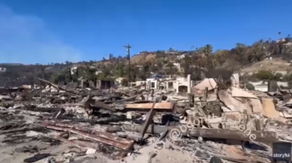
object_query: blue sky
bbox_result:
[0,0,291,64]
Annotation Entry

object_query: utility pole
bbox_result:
[124,44,131,86]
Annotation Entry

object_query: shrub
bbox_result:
[254,70,274,80]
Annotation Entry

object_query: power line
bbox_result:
[124,44,131,86]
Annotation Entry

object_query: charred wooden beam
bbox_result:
[120,124,278,143]
[45,135,89,150]
[124,102,174,112]
[38,78,83,95]
[140,102,156,141]
[41,122,134,155]
[93,101,116,112]
[44,122,132,145]
[21,106,64,113]
[0,87,25,94]
[50,115,127,124]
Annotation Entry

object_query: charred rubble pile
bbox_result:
[0,78,291,163]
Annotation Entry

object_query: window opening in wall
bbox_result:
[168,82,173,89]
[178,85,188,93]
[151,82,155,88]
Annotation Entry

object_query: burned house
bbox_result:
[79,78,116,89]
[145,74,193,93]
[96,79,116,89]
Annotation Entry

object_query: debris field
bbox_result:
[0,78,291,163]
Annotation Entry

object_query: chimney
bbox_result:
[187,74,191,93]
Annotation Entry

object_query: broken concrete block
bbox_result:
[261,98,280,118]
[218,90,252,113]
[222,112,242,122]
[86,148,96,155]
[250,99,263,113]
[192,78,217,93]
[231,87,257,98]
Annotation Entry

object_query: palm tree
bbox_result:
[168,47,175,52]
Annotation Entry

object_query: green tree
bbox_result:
[254,70,274,80]
[168,47,175,52]
[274,73,283,80]
[116,64,125,77]
[109,54,114,60]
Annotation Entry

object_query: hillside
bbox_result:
[241,59,291,74]
[130,53,157,64]
[1,36,292,86]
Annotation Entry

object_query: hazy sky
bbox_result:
[0,0,291,64]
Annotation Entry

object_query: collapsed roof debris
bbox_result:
[0,77,291,163]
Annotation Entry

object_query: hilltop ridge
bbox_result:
[1,36,292,86]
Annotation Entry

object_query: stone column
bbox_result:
[80,79,84,88]
[231,73,240,87]
[187,74,191,93]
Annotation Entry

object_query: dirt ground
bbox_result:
[241,59,291,73]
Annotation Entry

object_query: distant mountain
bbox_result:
[0,63,24,66]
